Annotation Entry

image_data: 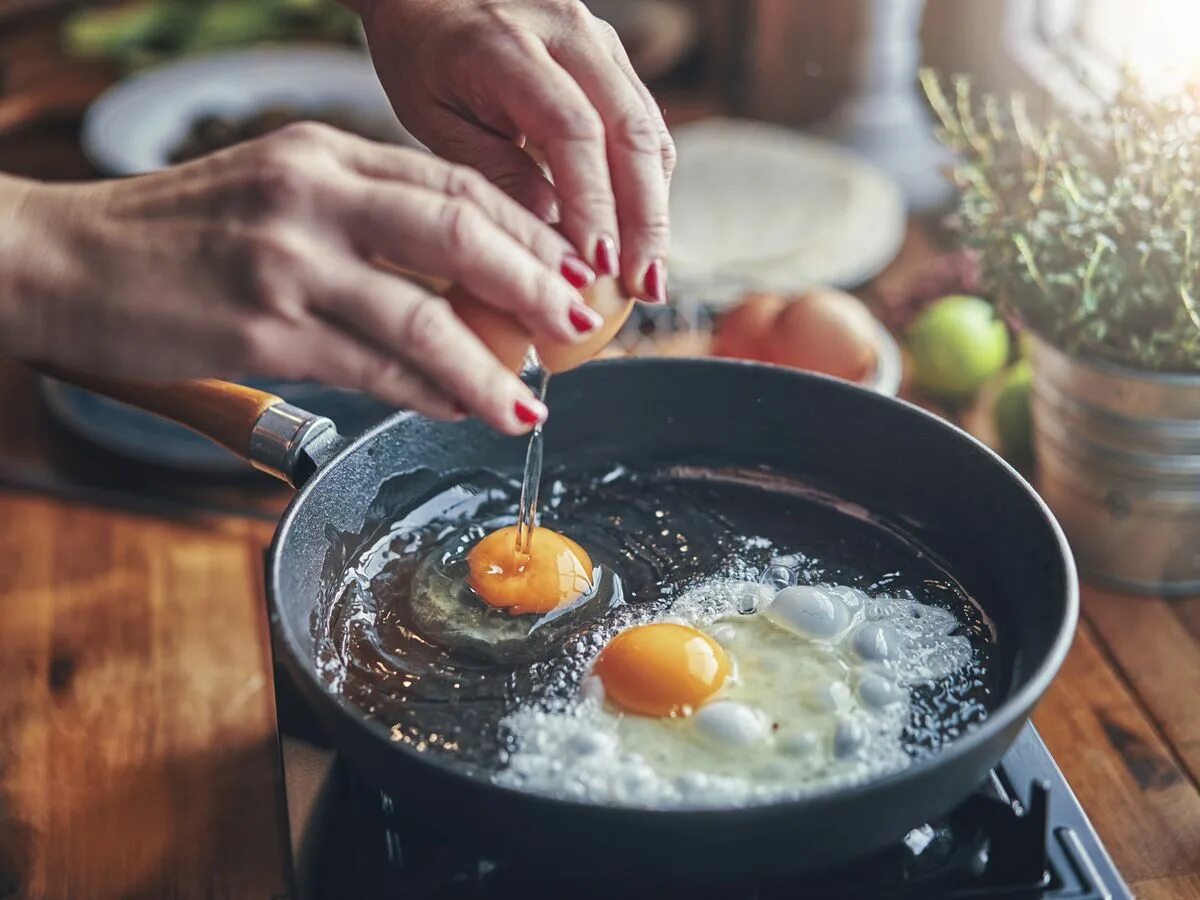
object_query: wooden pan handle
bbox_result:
[34,364,285,458]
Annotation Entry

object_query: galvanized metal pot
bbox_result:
[1031,336,1200,595]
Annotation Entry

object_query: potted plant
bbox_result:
[921,70,1200,595]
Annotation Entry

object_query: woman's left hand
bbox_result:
[354,0,675,304]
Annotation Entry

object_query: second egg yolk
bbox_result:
[466,525,593,615]
[592,623,731,717]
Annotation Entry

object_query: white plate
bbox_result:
[668,119,906,307]
[82,45,418,175]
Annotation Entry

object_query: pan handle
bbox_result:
[32,365,342,488]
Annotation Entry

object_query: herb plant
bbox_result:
[921,69,1200,372]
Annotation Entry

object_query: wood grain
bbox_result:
[1083,589,1200,788]
[1036,616,1200,887]
[0,493,286,900]
[1137,875,1200,900]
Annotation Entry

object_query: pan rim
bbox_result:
[268,357,1079,820]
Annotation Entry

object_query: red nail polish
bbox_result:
[561,255,595,290]
[644,258,667,303]
[594,236,618,277]
[514,397,548,426]
[568,303,602,334]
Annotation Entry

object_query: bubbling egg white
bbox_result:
[494,580,974,808]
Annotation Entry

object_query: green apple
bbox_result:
[907,295,1010,403]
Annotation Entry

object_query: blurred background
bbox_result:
[2,0,1199,538]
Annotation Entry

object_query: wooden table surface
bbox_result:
[2,10,1200,900]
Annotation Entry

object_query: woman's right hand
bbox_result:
[0,123,606,434]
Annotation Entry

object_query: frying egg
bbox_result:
[408,523,612,665]
[495,578,974,808]
[592,623,730,717]
[467,525,593,615]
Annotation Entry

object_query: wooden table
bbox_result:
[2,10,1200,900]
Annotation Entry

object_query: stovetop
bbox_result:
[275,680,1129,900]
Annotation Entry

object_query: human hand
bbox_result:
[0,123,606,434]
[357,0,675,304]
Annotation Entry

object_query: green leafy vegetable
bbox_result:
[63,0,360,69]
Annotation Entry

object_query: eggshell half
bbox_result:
[446,276,634,374]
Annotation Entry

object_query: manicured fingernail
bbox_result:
[514,396,549,426]
[594,235,618,277]
[568,301,603,334]
[561,254,595,290]
[643,258,667,303]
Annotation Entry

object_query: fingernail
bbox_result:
[561,255,595,290]
[514,396,549,426]
[594,235,618,277]
[643,258,667,303]
[568,301,603,334]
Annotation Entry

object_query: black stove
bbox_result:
[275,681,1129,900]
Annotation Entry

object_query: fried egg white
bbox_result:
[494,580,974,808]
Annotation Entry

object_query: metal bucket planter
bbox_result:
[1030,336,1200,595]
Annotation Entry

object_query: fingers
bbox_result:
[300,321,465,421]
[478,30,621,279]
[603,25,678,184]
[339,177,602,344]
[549,17,672,304]
[337,127,561,240]
[312,270,548,436]
[413,108,561,222]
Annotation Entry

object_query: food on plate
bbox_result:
[168,104,398,163]
[467,525,593,615]
[906,295,1010,403]
[712,289,878,384]
[64,0,359,70]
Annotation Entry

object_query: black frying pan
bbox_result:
[45,359,1077,884]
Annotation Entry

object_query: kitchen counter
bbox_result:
[2,10,1200,900]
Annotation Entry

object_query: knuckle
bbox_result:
[248,147,312,211]
[522,271,566,318]
[661,131,678,177]
[442,199,487,257]
[552,104,604,143]
[593,18,620,47]
[272,120,337,147]
[401,297,455,354]
[443,165,492,203]
[634,209,671,243]
[473,6,537,54]
[243,227,307,316]
[554,0,591,26]
[611,110,662,156]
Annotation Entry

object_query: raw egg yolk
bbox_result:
[592,623,731,717]
[466,525,593,615]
